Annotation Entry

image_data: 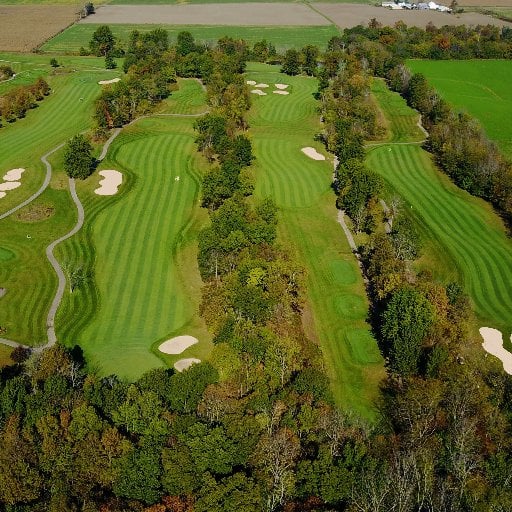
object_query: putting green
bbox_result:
[248,63,384,417]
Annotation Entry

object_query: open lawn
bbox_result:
[407,60,512,158]
[368,81,512,338]
[56,84,211,379]
[0,59,117,345]
[41,23,339,53]
[247,63,384,417]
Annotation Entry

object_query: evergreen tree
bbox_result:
[63,134,95,179]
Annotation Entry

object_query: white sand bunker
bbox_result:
[251,89,267,96]
[255,83,269,88]
[3,168,25,181]
[0,192,6,199]
[301,147,326,161]
[480,327,512,375]
[275,84,289,89]
[0,181,21,191]
[273,90,289,95]
[174,358,201,372]
[159,335,198,355]
[98,78,121,85]
[246,80,257,85]
[94,170,122,196]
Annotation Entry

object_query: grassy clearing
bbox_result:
[368,83,512,337]
[247,63,384,417]
[41,24,340,54]
[407,59,512,158]
[0,60,118,345]
[56,86,211,379]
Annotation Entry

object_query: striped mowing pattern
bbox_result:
[57,118,205,379]
[248,64,384,417]
[0,72,101,344]
[367,144,512,335]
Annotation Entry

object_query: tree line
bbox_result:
[315,34,512,510]
[0,78,50,128]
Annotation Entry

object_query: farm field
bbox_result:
[41,24,340,53]
[368,80,512,338]
[0,59,119,345]
[56,94,211,379]
[78,3,510,28]
[0,5,77,52]
[247,63,384,416]
[407,59,512,158]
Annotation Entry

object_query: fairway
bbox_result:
[41,24,339,53]
[247,63,384,416]
[368,82,512,337]
[0,60,117,345]
[56,113,211,379]
[407,60,512,158]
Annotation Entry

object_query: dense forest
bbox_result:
[2,25,512,511]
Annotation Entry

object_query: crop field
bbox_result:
[247,63,384,416]
[407,60,512,158]
[56,89,211,379]
[0,5,77,52]
[368,81,512,337]
[41,23,339,53]
[0,60,118,344]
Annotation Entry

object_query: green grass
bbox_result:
[407,59,512,158]
[247,63,384,417]
[55,82,211,379]
[41,24,340,54]
[0,57,120,345]
[368,83,512,337]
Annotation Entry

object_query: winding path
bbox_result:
[45,178,84,347]
[0,94,210,353]
[0,142,65,221]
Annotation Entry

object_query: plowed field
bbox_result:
[0,6,77,52]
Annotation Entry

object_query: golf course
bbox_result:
[369,79,512,337]
[247,63,384,415]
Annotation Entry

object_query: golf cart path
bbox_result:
[0,105,210,352]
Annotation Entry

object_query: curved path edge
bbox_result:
[0,98,210,352]
[0,142,65,221]
[45,178,84,348]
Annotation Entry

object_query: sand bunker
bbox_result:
[0,192,6,199]
[246,80,256,85]
[480,327,512,375]
[158,335,198,355]
[94,170,122,196]
[251,89,267,96]
[98,78,121,85]
[273,90,289,95]
[0,181,21,191]
[275,84,289,89]
[3,168,25,181]
[174,358,201,372]
[301,147,326,161]
[255,83,269,88]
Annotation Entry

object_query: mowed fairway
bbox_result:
[0,62,116,345]
[407,60,512,158]
[247,64,384,417]
[368,83,512,336]
[56,114,210,379]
